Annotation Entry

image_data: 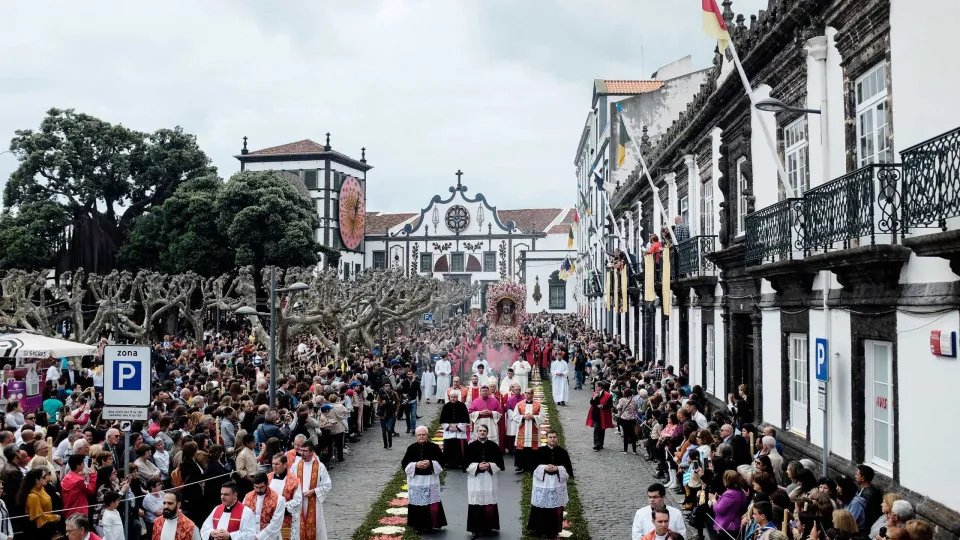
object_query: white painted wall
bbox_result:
[804,29,846,190]
[750,85,780,211]
[890,0,960,153]
[713,306,725,399]
[897,309,960,510]
[243,159,325,172]
[761,309,782,426]
[689,304,702,389]
[808,305,852,461]
[711,128,723,238]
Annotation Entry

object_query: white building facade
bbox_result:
[235,135,373,278]
[597,0,960,534]
[364,173,577,315]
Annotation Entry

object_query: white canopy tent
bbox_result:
[0,332,98,360]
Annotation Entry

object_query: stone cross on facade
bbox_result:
[455,169,464,188]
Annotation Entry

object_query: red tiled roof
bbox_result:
[247,139,327,156]
[595,79,664,95]
[548,224,572,234]
[365,212,416,235]
[497,209,563,234]
[558,209,576,223]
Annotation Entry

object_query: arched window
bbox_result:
[548,270,566,310]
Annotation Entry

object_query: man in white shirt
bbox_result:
[201,481,258,540]
[154,491,202,540]
[242,474,285,540]
[631,483,686,539]
[686,399,709,430]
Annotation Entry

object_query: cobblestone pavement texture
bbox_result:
[325,405,440,540]
[431,463,525,539]
[555,385,690,540]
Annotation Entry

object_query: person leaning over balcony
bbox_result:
[646,234,662,262]
[673,216,690,243]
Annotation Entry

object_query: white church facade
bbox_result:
[364,172,578,314]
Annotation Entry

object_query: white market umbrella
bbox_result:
[0,332,98,360]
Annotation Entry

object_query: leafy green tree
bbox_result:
[118,175,233,276]
[218,171,321,269]
[3,108,215,270]
[0,201,70,270]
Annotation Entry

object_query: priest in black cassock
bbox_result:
[439,388,470,470]
[465,424,505,539]
[527,430,574,539]
[402,426,448,534]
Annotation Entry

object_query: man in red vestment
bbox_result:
[586,381,615,451]
[152,491,201,540]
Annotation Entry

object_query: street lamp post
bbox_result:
[236,268,310,408]
[754,88,830,478]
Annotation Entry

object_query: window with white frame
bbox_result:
[856,63,892,166]
[701,180,714,236]
[783,117,810,200]
[679,196,689,227]
[705,324,715,395]
[789,333,809,435]
[737,157,748,236]
[420,252,432,273]
[865,340,895,474]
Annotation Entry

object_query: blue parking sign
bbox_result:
[104,345,151,407]
[815,338,829,382]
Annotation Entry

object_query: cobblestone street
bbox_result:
[554,385,689,540]
[325,405,442,540]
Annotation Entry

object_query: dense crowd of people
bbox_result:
[534,322,936,540]
[0,308,940,540]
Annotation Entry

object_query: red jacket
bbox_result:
[61,470,97,519]
[585,390,614,429]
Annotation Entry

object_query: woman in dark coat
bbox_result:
[178,441,205,524]
[202,445,230,520]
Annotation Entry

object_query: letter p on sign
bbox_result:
[114,361,140,390]
[815,338,829,382]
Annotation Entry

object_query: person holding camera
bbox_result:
[61,454,97,521]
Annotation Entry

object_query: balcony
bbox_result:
[745,198,804,266]
[745,164,910,294]
[900,126,960,275]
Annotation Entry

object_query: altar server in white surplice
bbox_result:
[551,356,570,405]
[509,357,531,392]
[434,355,452,403]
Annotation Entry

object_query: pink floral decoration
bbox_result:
[377,516,407,525]
[387,498,407,507]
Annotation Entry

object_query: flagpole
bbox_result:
[617,106,679,246]
[726,40,797,200]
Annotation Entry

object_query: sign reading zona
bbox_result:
[104,345,151,407]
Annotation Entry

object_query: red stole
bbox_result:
[267,471,300,535]
[297,459,321,540]
[152,512,196,540]
[515,401,542,449]
[243,489,279,531]
[211,504,245,533]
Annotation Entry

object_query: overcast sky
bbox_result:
[0,0,768,214]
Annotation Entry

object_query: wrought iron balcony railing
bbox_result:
[745,198,804,265]
[676,235,718,277]
[803,164,902,253]
[901,126,960,232]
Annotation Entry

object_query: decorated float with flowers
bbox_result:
[484,280,526,344]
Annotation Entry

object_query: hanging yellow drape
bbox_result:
[643,253,655,302]
[620,264,628,313]
[613,269,621,313]
[662,248,671,316]
[604,270,612,309]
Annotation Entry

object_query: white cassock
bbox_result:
[293,457,332,540]
[434,359,452,401]
[510,360,531,392]
[471,359,489,375]
[270,474,302,540]
[160,516,202,540]
[200,504,258,540]
[251,493,286,540]
[420,367,436,401]
[505,401,519,437]
[499,376,519,396]
[551,360,570,403]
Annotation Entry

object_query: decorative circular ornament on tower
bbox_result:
[338,176,365,250]
[445,204,470,233]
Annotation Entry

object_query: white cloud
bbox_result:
[0,0,770,214]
